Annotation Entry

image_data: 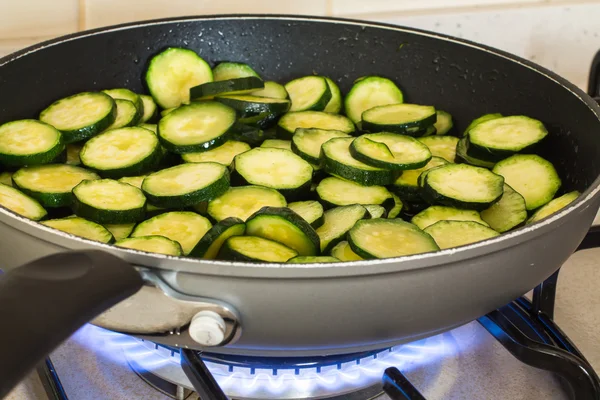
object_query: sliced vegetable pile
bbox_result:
[0,47,581,263]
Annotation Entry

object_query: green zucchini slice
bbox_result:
[434,110,454,135]
[463,113,503,137]
[139,94,158,123]
[387,193,404,219]
[190,77,264,99]
[190,217,246,259]
[116,235,183,256]
[291,128,350,165]
[140,123,157,134]
[455,137,495,168]
[72,179,146,224]
[0,183,47,220]
[260,139,292,151]
[103,223,136,241]
[102,88,144,124]
[66,143,83,166]
[480,183,527,232]
[287,200,324,228]
[361,104,436,135]
[277,111,355,139]
[12,164,99,208]
[42,216,114,243]
[350,133,432,170]
[0,120,65,167]
[251,81,289,99]
[219,236,298,262]
[411,205,488,230]
[348,219,439,259]
[104,99,138,130]
[344,76,404,124]
[0,172,12,186]
[527,190,580,224]
[131,211,212,255]
[285,76,332,112]
[182,140,250,166]
[213,62,260,81]
[146,47,213,108]
[423,220,499,249]
[316,176,393,208]
[117,175,164,215]
[330,241,364,261]
[158,102,236,154]
[207,185,287,222]
[287,256,340,264]
[142,162,230,208]
[229,123,275,146]
[492,154,561,210]
[390,156,449,202]
[365,204,387,219]
[323,77,343,114]
[215,95,290,117]
[39,92,116,143]
[417,136,459,163]
[315,204,368,253]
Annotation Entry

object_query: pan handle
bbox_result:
[0,250,143,399]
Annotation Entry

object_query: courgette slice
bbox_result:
[218,235,297,262]
[291,128,350,165]
[423,220,499,249]
[315,204,368,253]
[350,133,432,170]
[246,206,320,256]
[330,241,364,261]
[455,138,495,168]
[131,211,212,255]
[463,113,503,137]
[80,127,161,178]
[234,148,313,199]
[288,200,324,228]
[422,164,505,210]
[142,162,230,208]
[480,183,527,232]
[213,62,260,81]
[527,191,580,224]
[182,140,250,167]
[207,185,287,222]
[190,217,246,259]
[66,144,83,166]
[116,235,183,256]
[285,76,332,112]
[417,136,459,163]
[260,139,292,151]
[215,95,290,117]
[39,92,116,143]
[321,137,399,186]
[316,176,393,209]
[12,164,99,208]
[190,77,264,99]
[139,94,158,123]
[365,204,387,219]
[0,172,12,186]
[0,120,65,167]
[104,99,138,130]
[492,154,561,211]
[72,179,146,224]
[229,123,275,146]
[361,104,436,135]
[146,47,213,108]
[390,156,449,202]
[411,205,488,230]
[42,216,114,243]
[0,183,47,220]
[104,223,136,241]
[387,193,404,219]
[434,110,454,135]
[251,81,289,99]
[102,88,144,125]
[277,111,355,139]
[344,76,404,124]
[140,123,157,134]
[348,219,439,259]
[287,256,340,264]
[323,77,343,114]
[158,102,236,154]
[117,175,164,215]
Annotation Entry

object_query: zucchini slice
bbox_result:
[104,99,138,130]
[131,211,212,255]
[145,47,213,109]
[213,62,260,81]
[323,77,343,114]
[316,176,393,208]
[0,172,12,186]
[190,77,264,99]
[361,104,436,135]
[422,164,505,210]
[140,123,157,134]
[492,154,561,211]
[234,148,313,198]
[66,143,83,166]
[527,190,580,224]
[0,120,65,167]
[330,241,364,261]
[287,256,340,264]
[117,175,164,215]
[348,219,439,259]
[467,116,548,162]
[158,102,236,154]
[390,156,449,202]
[252,81,289,99]
[423,220,499,250]
[142,162,230,208]
[260,139,292,151]
[116,235,183,256]
[0,183,47,220]
[387,193,403,219]
[344,76,404,124]
[102,88,144,124]
[463,113,503,137]
[350,133,432,170]
[104,223,136,241]
[434,110,454,135]
[291,128,350,165]
[315,204,368,253]
[246,207,320,256]
[219,235,298,262]
[80,127,161,178]
[288,200,324,228]
[182,140,250,167]
[207,185,287,222]
[417,136,459,163]
[42,216,114,243]
[455,138,495,168]
[72,179,146,224]
[139,94,158,123]
[12,164,99,208]
[285,76,332,112]
[321,137,399,186]
[215,95,290,117]
[411,205,488,230]
[365,204,387,219]
[39,92,116,143]
[480,183,527,232]
[277,111,355,139]
[190,217,246,259]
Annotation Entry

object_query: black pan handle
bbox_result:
[0,250,143,398]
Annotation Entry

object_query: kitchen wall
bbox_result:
[1,0,600,90]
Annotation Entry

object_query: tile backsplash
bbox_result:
[0,0,599,90]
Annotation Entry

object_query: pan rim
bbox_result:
[1,14,599,277]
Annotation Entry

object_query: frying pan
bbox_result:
[1,14,600,397]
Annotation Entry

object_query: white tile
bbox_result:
[84,0,328,29]
[0,0,79,39]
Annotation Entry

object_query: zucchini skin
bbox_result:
[85,144,162,179]
[189,216,246,258]
[321,152,399,187]
[421,176,504,211]
[73,198,146,225]
[190,77,264,99]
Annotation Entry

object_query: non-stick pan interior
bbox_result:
[1,16,599,193]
